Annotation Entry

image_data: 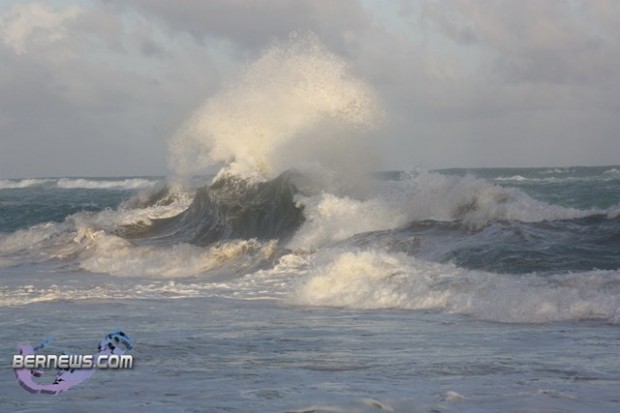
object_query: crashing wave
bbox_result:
[119,171,305,246]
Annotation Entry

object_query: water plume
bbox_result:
[168,33,382,183]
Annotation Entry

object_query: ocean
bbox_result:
[1,166,619,412]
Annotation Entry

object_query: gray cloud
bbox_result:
[0,1,219,178]
[420,0,620,85]
[111,0,372,53]
[384,0,620,167]
[0,0,619,178]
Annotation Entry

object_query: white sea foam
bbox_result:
[603,168,620,178]
[0,178,51,189]
[69,190,193,231]
[0,280,228,307]
[542,168,568,174]
[294,249,620,323]
[0,250,300,305]
[0,190,193,264]
[494,175,529,181]
[0,221,71,256]
[78,233,277,278]
[3,244,620,325]
[288,192,411,250]
[56,178,158,190]
[288,170,599,250]
[493,168,620,183]
[0,178,159,190]
[396,170,597,225]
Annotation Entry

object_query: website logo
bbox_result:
[12,329,133,395]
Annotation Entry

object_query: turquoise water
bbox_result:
[442,166,620,209]
[1,167,619,412]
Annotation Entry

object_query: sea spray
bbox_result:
[168,33,383,183]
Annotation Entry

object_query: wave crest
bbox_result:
[121,171,304,246]
[295,249,620,323]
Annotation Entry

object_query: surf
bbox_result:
[1,34,619,325]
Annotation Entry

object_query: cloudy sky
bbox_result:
[1,0,619,178]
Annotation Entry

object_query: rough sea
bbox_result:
[1,166,619,412]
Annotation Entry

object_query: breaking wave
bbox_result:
[120,172,304,246]
[168,32,382,182]
[0,177,159,190]
[56,178,157,190]
[0,178,52,189]
[294,249,620,323]
[1,34,619,324]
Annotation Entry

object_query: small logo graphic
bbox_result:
[13,329,133,395]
